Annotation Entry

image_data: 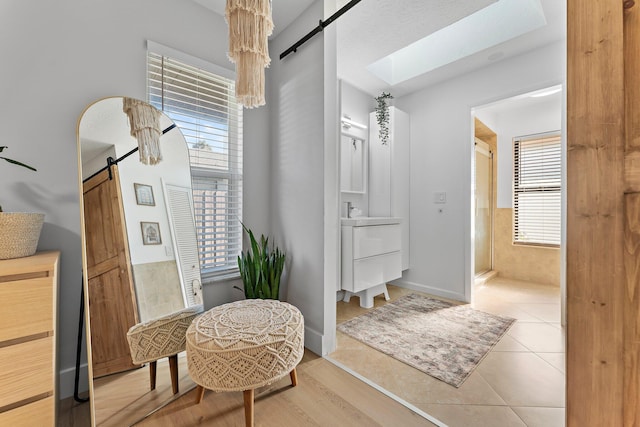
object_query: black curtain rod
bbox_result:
[279,0,362,60]
[82,123,177,183]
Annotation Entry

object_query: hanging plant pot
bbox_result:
[0,212,45,259]
[374,92,394,145]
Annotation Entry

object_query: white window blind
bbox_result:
[148,52,243,275]
[513,132,561,246]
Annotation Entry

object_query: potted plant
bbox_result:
[236,223,286,300]
[374,92,394,145]
[0,146,45,259]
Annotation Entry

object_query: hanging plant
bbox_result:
[374,92,393,145]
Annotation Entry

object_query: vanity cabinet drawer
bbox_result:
[353,252,401,293]
[353,224,401,259]
[0,336,53,408]
[0,277,53,342]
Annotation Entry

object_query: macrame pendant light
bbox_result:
[123,98,162,165]
[225,0,274,108]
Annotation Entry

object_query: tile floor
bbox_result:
[329,277,565,427]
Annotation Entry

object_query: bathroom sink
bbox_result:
[341,216,402,226]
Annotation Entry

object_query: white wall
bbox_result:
[396,41,564,302]
[268,0,338,355]
[82,146,116,180]
[0,0,269,398]
[492,97,562,208]
[118,131,191,265]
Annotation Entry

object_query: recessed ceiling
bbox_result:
[366,0,547,86]
[336,0,565,96]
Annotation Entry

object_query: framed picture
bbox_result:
[134,183,155,206]
[140,222,162,245]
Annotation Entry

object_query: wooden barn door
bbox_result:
[567,0,640,425]
[83,166,139,377]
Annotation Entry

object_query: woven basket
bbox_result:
[0,212,45,259]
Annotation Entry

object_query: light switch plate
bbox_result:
[434,192,447,204]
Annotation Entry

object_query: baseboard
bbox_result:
[390,279,467,302]
[59,363,89,400]
[304,325,324,356]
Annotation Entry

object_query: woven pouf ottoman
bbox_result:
[186,299,304,427]
[127,304,204,394]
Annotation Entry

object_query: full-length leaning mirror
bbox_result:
[78,96,202,426]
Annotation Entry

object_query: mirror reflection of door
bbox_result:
[474,139,493,275]
[83,165,139,377]
[340,134,366,193]
[79,97,202,425]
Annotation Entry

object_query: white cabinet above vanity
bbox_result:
[369,106,410,270]
[341,217,402,308]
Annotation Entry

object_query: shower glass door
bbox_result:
[474,140,493,275]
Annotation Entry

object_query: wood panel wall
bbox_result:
[624,2,640,426]
[567,0,640,425]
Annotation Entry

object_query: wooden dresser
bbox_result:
[0,251,59,426]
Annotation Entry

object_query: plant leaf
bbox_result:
[238,221,286,300]
[1,157,37,171]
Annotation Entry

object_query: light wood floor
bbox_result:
[58,350,436,426]
[93,355,195,426]
[59,394,91,427]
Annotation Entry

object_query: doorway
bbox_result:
[472,86,563,294]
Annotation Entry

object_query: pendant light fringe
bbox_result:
[225,0,273,108]
[122,98,162,165]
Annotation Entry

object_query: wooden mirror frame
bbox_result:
[77,96,199,426]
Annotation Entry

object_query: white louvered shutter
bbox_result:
[164,183,202,306]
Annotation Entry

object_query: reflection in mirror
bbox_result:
[340,133,367,193]
[79,97,200,426]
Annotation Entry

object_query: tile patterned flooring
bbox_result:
[329,277,565,427]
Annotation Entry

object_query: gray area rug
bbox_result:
[337,293,515,387]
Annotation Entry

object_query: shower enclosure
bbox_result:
[474,139,493,275]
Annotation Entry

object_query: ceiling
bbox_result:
[194,0,565,98]
[474,85,563,128]
[191,0,316,38]
[335,0,565,96]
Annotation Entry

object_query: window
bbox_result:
[148,51,243,276]
[513,132,561,246]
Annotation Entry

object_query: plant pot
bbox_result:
[0,212,45,259]
[279,263,289,302]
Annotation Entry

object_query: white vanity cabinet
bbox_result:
[341,218,402,308]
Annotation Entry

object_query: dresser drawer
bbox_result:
[352,224,401,259]
[0,277,53,342]
[353,252,401,293]
[0,396,53,426]
[0,337,53,408]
